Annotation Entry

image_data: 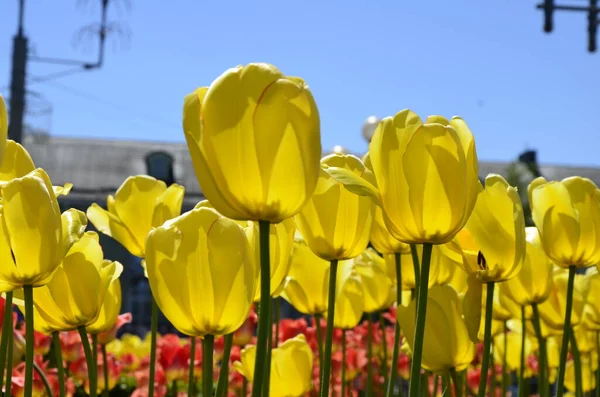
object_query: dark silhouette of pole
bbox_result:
[537,0,600,52]
[8,0,28,143]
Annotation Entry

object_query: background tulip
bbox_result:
[370,206,409,255]
[397,285,475,374]
[538,269,590,330]
[296,153,374,261]
[332,261,364,330]
[87,271,123,335]
[182,63,321,223]
[500,227,554,306]
[87,175,184,258]
[145,207,257,336]
[233,334,313,397]
[353,250,393,313]
[529,176,600,268]
[280,237,329,315]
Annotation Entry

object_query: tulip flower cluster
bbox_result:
[1,61,600,397]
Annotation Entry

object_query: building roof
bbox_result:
[23,135,600,196]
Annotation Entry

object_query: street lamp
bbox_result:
[362,115,380,143]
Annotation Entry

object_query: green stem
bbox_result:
[421,372,430,397]
[409,244,420,294]
[274,298,280,348]
[450,368,462,397]
[320,259,339,397]
[557,266,577,397]
[251,220,271,397]
[380,314,388,386]
[78,326,97,397]
[490,342,496,396]
[341,329,346,397]
[149,297,158,397]
[203,335,214,397]
[188,337,196,397]
[386,252,402,397]
[477,282,495,397]
[92,334,98,373]
[433,374,440,397]
[0,291,13,392]
[24,285,34,397]
[570,330,583,397]
[407,243,433,397]
[262,300,273,397]
[33,360,54,397]
[531,303,548,397]
[315,313,324,380]
[519,305,526,397]
[242,377,247,397]
[502,321,508,397]
[367,313,373,397]
[596,332,600,397]
[5,308,13,397]
[216,334,233,397]
[52,332,65,397]
[442,374,450,397]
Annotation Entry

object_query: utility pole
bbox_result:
[8,0,28,144]
[537,0,600,52]
[6,0,119,143]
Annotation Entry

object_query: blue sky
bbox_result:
[1,0,599,166]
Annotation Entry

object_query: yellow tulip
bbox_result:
[353,250,393,313]
[548,336,560,383]
[583,268,600,330]
[538,269,590,330]
[87,271,123,334]
[572,326,595,354]
[449,266,469,295]
[87,175,184,258]
[296,154,374,261]
[0,168,85,291]
[565,355,596,393]
[397,285,475,373]
[13,233,122,333]
[280,237,329,315]
[0,95,8,166]
[0,140,34,183]
[332,261,364,329]
[370,206,409,255]
[182,63,321,223]
[493,330,534,376]
[233,334,313,397]
[145,206,257,336]
[456,174,525,283]
[528,176,600,267]
[500,227,553,306]
[497,290,532,321]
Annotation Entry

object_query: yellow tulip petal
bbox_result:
[87,203,143,258]
[152,183,185,227]
[61,209,88,257]
[0,140,35,182]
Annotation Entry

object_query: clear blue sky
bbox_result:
[1,0,599,166]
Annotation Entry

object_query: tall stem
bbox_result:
[519,305,526,397]
[5,310,13,397]
[78,326,97,397]
[215,333,233,397]
[386,252,402,397]
[570,331,583,397]
[433,374,440,397]
[24,285,34,397]
[409,244,420,294]
[380,314,388,386]
[502,321,508,397]
[262,301,273,397]
[407,243,433,397]
[33,361,54,397]
[0,291,13,392]
[149,297,158,397]
[188,337,196,397]
[531,303,548,397]
[442,374,450,397]
[101,343,109,396]
[319,259,339,397]
[203,335,214,397]
[315,314,324,383]
[52,332,65,397]
[450,368,462,397]
[557,266,577,397]
[341,329,346,397]
[251,220,271,397]
[477,282,495,397]
[367,313,373,397]
[596,332,600,397]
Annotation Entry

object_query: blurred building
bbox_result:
[23,135,600,333]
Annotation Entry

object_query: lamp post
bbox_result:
[537,0,599,52]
